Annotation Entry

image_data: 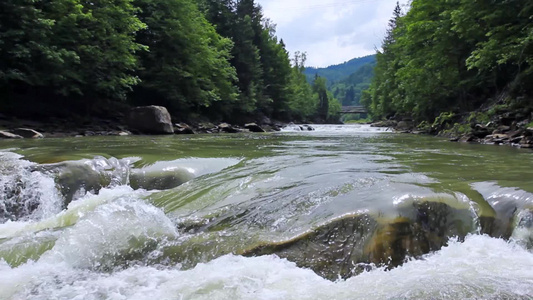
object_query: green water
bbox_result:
[0,125,532,299]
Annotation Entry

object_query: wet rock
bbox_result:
[218,123,240,133]
[52,164,110,206]
[117,131,130,136]
[244,123,265,133]
[396,120,414,131]
[484,133,510,144]
[126,106,174,134]
[129,168,195,190]
[520,136,533,148]
[368,201,474,268]
[10,128,43,138]
[175,123,195,135]
[497,125,511,132]
[514,209,533,249]
[197,122,216,133]
[508,129,524,138]
[459,134,477,143]
[472,124,490,138]
[371,120,397,128]
[243,214,379,280]
[0,131,23,139]
[243,200,475,280]
[510,136,523,144]
[301,125,315,131]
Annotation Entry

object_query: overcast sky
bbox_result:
[257,0,407,67]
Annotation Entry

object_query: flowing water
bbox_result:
[0,125,532,299]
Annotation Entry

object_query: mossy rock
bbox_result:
[243,200,476,280]
[242,213,378,280]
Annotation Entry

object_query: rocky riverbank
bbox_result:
[0,105,288,139]
[371,99,533,149]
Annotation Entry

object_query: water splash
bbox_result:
[1,235,531,300]
[281,124,390,133]
[0,152,62,223]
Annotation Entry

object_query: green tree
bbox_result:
[132,0,237,117]
[313,75,329,121]
[288,52,315,121]
[0,0,145,114]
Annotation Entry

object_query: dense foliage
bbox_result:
[0,0,336,123]
[363,0,533,123]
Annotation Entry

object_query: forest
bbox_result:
[304,55,376,108]
[363,0,533,130]
[0,0,341,124]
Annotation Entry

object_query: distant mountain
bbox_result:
[304,54,376,84]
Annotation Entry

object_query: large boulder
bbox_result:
[127,106,174,134]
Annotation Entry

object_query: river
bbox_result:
[0,124,532,299]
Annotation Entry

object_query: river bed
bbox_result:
[0,125,532,299]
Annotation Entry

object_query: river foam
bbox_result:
[1,235,531,300]
[281,124,391,133]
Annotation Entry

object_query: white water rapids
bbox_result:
[0,125,532,299]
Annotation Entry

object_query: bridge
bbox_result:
[340,106,367,114]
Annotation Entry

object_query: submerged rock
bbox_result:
[38,162,112,206]
[129,168,195,191]
[243,200,475,280]
[243,214,378,280]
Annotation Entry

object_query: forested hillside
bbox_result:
[330,63,374,106]
[304,55,376,85]
[363,1,533,133]
[0,0,340,123]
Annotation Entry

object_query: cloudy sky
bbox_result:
[256,0,407,67]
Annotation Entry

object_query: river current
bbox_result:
[0,125,532,299]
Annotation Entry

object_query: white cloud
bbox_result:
[257,0,407,67]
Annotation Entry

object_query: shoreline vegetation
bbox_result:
[362,1,532,149]
[0,0,342,130]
